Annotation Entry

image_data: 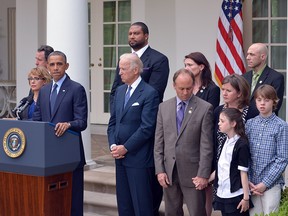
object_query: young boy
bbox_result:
[245,84,288,216]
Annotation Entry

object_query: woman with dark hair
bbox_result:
[213,74,253,208]
[184,52,220,110]
[214,73,252,161]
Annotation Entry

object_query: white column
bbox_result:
[47,0,94,166]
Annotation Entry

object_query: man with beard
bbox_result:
[110,22,170,106]
[110,22,169,216]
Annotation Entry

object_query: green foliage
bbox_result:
[253,187,288,216]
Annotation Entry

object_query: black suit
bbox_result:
[110,46,169,106]
[243,65,284,118]
[195,81,220,110]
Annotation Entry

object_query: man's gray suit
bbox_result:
[154,95,213,216]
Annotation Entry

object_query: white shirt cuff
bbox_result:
[110,144,117,151]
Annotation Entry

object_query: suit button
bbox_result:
[173,157,175,160]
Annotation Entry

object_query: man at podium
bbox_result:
[33,51,88,216]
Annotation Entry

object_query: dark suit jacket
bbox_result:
[196,81,220,110]
[110,46,169,111]
[243,65,284,118]
[33,75,88,166]
[154,95,214,187]
[107,80,159,168]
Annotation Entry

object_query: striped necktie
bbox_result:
[124,85,132,108]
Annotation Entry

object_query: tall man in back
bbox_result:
[33,51,88,216]
[110,21,170,105]
[110,21,169,215]
[154,68,214,216]
[244,43,284,118]
[108,53,159,216]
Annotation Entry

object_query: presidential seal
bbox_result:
[3,128,26,158]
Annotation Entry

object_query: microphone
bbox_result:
[12,97,29,114]
[15,95,34,120]
[18,95,34,113]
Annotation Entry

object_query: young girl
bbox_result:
[210,108,253,216]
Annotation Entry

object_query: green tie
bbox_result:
[251,73,260,94]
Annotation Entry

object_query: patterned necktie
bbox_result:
[251,73,260,94]
[50,83,58,112]
[124,85,132,108]
[177,101,186,134]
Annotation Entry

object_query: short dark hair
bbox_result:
[131,22,149,35]
[48,51,67,63]
[37,45,54,61]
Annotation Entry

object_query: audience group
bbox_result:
[108,22,288,216]
[12,22,287,216]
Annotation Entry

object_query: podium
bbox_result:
[0,120,81,216]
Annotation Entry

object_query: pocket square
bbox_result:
[132,102,140,106]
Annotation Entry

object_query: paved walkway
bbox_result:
[90,125,221,216]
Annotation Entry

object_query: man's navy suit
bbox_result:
[108,80,159,216]
[243,65,284,118]
[110,46,169,105]
[33,75,88,216]
[110,47,168,215]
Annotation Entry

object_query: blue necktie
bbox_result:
[124,85,132,108]
[177,101,186,134]
[50,83,58,112]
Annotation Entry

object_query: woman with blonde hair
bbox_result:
[14,66,51,120]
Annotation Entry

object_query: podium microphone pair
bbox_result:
[12,95,34,120]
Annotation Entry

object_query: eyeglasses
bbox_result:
[28,77,45,81]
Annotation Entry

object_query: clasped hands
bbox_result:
[192,176,209,190]
[111,145,127,159]
[249,182,266,196]
[157,173,208,190]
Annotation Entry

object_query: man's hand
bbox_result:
[55,122,71,137]
[111,145,128,159]
[192,176,208,190]
[157,173,170,188]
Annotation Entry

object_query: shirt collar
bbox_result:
[253,64,266,77]
[131,44,149,58]
[53,74,66,88]
[130,76,142,90]
[258,112,276,123]
[176,95,192,106]
[52,74,66,92]
[226,134,240,144]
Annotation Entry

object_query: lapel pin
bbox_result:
[259,81,263,84]
[188,107,193,114]
[62,89,66,92]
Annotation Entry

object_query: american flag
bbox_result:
[215,0,246,86]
